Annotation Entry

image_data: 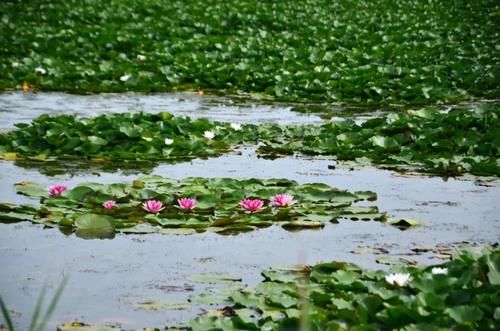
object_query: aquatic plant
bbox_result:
[240,198,265,213]
[142,200,164,214]
[271,193,295,207]
[102,200,116,209]
[183,248,499,330]
[48,185,67,197]
[0,105,498,176]
[177,198,197,211]
[385,272,412,287]
[1,0,498,104]
[0,176,408,238]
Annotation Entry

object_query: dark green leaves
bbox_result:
[1,0,498,104]
[1,104,499,176]
[184,249,500,330]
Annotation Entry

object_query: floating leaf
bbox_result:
[186,273,242,284]
[74,214,115,239]
[135,301,189,311]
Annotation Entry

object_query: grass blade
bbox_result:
[27,285,47,331]
[0,295,15,331]
[34,277,68,331]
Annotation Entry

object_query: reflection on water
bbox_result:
[0,91,327,131]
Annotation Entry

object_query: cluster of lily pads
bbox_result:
[179,248,500,330]
[1,0,499,104]
[1,103,499,176]
[259,104,500,176]
[54,248,499,330]
[0,112,255,161]
[0,175,414,238]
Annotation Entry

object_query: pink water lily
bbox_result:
[178,197,197,211]
[102,200,117,209]
[142,200,165,213]
[271,193,295,207]
[48,185,67,196]
[240,198,264,213]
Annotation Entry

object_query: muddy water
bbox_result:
[0,92,499,330]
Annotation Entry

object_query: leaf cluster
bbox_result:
[0,176,393,238]
[186,249,500,330]
[1,0,499,104]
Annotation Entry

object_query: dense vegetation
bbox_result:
[1,104,499,176]
[1,0,499,104]
[182,248,500,330]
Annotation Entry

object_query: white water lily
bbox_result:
[164,138,174,145]
[120,74,131,82]
[230,123,242,131]
[35,67,46,75]
[137,54,146,61]
[203,130,215,140]
[431,267,448,275]
[385,273,412,287]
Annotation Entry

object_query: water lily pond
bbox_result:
[0,92,499,330]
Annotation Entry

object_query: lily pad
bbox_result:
[74,214,115,239]
[134,300,189,311]
[186,273,242,284]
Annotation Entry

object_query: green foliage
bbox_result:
[0,112,255,161]
[258,104,500,176]
[1,103,499,176]
[184,249,500,330]
[1,0,499,104]
[0,176,400,237]
[1,104,498,176]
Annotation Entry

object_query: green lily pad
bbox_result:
[74,214,115,239]
[186,273,242,284]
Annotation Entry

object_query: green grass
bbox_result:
[1,0,499,104]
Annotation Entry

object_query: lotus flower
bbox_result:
[102,200,117,209]
[240,198,264,213]
[385,273,412,287]
[431,267,448,275]
[142,200,164,213]
[271,193,295,207]
[230,123,242,131]
[203,130,215,140]
[178,197,197,211]
[35,67,46,75]
[48,185,67,196]
[120,74,131,82]
[164,138,174,145]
